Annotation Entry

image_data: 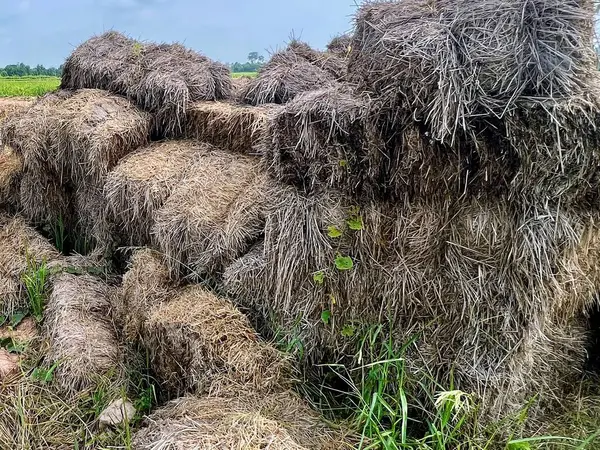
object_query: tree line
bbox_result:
[229,52,265,73]
[0,63,63,77]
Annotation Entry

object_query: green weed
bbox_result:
[21,257,50,322]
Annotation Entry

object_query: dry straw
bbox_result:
[105,140,213,245]
[240,44,338,105]
[185,101,278,154]
[0,146,22,209]
[141,284,290,397]
[348,0,597,143]
[61,31,233,136]
[0,215,61,316]
[224,187,600,417]
[151,150,273,278]
[133,390,354,450]
[44,273,122,394]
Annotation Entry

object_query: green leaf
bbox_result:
[335,255,354,271]
[341,324,356,338]
[327,226,343,238]
[10,313,26,328]
[347,216,364,231]
[339,159,348,167]
[0,316,7,327]
[312,271,325,285]
[6,341,25,354]
[321,310,331,325]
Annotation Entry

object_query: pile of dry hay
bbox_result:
[348,0,597,143]
[0,89,151,248]
[240,41,341,106]
[61,31,232,136]
[0,146,22,209]
[0,214,61,316]
[44,273,123,394]
[133,390,355,450]
[118,248,289,398]
[0,98,33,126]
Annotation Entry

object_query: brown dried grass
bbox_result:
[0,145,22,208]
[141,285,290,397]
[104,140,212,245]
[0,98,33,126]
[61,31,233,136]
[151,151,273,278]
[133,390,354,450]
[185,101,278,154]
[44,273,122,394]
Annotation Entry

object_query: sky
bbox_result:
[0,0,358,67]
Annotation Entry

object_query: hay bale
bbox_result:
[348,0,597,142]
[19,167,72,228]
[45,273,122,394]
[0,145,22,208]
[0,215,61,316]
[141,285,290,396]
[185,101,278,154]
[133,390,353,450]
[118,248,173,341]
[287,40,347,79]
[0,98,33,126]
[327,34,352,55]
[263,86,372,195]
[104,141,211,245]
[151,151,273,278]
[61,31,233,136]
[240,48,338,106]
[224,188,598,418]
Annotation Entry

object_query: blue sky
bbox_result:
[0,0,358,67]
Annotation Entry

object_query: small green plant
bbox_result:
[132,42,143,57]
[335,254,354,271]
[21,258,49,322]
[328,226,343,238]
[313,271,325,285]
[31,362,59,383]
[347,206,364,231]
[321,310,332,325]
[50,216,66,253]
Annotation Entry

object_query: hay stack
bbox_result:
[185,101,278,154]
[133,390,353,450]
[348,0,597,143]
[141,284,289,396]
[240,46,338,106]
[45,273,122,394]
[327,34,352,55]
[223,188,600,416]
[105,141,212,245]
[152,151,273,278]
[287,40,347,79]
[0,146,22,208]
[61,31,233,136]
[0,98,33,126]
[0,215,61,316]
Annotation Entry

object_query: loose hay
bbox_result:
[348,0,597,142]
[45,273,122,394]
[240,47,338,106]
[327,34,352,55]
[61,31,233,136]
[105,140,212,245]
[152,151,273,278]
[185,101,278,154]
[0,97,34,126]
[0,214,61,315]
[142,285,289,397]
[133,390,353,450]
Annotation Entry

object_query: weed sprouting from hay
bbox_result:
[21,257,49,323]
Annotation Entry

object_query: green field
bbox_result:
[232,71,258,78]
[0,76,61,97]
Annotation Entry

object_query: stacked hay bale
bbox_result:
[0,89,152,251]
[224,0,600,421]
[61,31,232,136]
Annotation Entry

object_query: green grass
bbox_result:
[0,76,60,97]
[21,257,50,322]
[232,71,258,78]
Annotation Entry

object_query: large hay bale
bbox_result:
[45,273,122,394]
[61,31,233,136]
[240,48,338,106]
[152,151,273,278]
[223,188,599,418]
[0,215,61,315]
[348,0,597,142]
[185,101,278,154]
[105,140,212,245]
[19,167,72,228]
[133,390,354,450]
[141,285,290,396]
[0,146,22,208]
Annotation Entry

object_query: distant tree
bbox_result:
[247,51,260,64]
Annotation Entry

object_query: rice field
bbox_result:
[0,76,60,97]
[232,72,258,78]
